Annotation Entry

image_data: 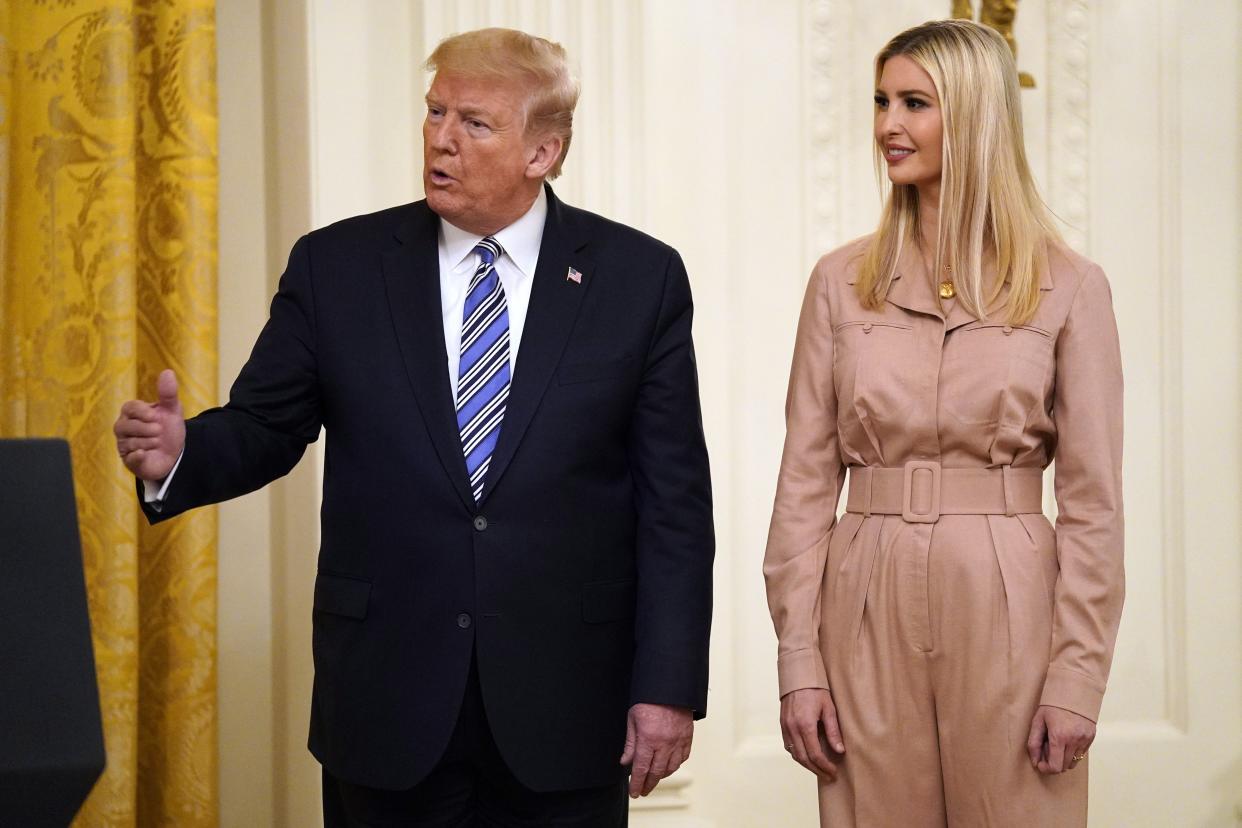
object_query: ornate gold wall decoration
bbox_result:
[952,0,1036,88]
[0,1,218,825]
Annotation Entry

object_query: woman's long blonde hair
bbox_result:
[857,19,1061,324]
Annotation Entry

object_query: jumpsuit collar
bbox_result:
[853,242,1056,328]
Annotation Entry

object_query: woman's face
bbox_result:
[874,55,943,195]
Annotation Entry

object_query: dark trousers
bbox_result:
[322,654,628,827]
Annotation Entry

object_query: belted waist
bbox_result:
[845,462,1043,523]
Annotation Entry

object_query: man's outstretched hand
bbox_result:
[113,369,186,482]
[619,703,694,798]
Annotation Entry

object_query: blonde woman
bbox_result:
[764,19,1123,826]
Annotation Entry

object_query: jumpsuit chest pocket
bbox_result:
[833,320,920,423]
[940,321,1053,425]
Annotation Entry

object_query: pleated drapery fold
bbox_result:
[1,2,219,824]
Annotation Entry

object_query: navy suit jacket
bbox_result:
[143,185,715,792]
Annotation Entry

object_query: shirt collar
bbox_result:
[439,187,548,278]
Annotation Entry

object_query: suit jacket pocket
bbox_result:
[582,578,636,624]
[557,356,633,385]
[314,572,372,620]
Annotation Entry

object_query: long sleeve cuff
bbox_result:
[1039,665,1106,722]
[141,449,184,511]
[777,647,830,698]
[630,650,710,719]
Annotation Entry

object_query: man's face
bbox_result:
[423,71,542,236]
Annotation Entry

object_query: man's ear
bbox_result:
[525,133,564,180]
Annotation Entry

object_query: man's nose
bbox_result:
[427,119,456,151]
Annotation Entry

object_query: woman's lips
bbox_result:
[884,147,914,163]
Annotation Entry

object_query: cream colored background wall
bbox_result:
[214,1,1242,825]
[216,3,274,825]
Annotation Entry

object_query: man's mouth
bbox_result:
[428,168,456,185]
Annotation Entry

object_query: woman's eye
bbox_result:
[907,98,926,110]
[874,96,888,108]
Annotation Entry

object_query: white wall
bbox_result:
[216,2,275,824]
[215,2,1242,825]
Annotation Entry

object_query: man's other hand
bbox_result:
[114,369,186,482]
[619,703,693,798]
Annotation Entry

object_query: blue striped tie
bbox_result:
[456,237,510,502]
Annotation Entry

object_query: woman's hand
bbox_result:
[780,687,846,781]
[1026,704,1095,773]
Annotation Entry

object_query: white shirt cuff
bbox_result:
[142,450,184,510]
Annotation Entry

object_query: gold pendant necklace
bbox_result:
[938,263,955,299]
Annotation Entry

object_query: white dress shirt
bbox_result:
[145,187,548,505]
[439,186,546,398]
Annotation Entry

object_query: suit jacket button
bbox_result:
[457,613,472,629]
[473,516,488,531]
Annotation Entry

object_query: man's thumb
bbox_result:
[156,369,180,410]
[619,715,636,765]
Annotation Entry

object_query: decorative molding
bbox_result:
[1095,720,1183,742]
[630,771,693,812]
[804,0,843,264]
[733,735,789,758]
[417,1,644,227]
[1047,0,1188,734]
[1156,0,1188,733]
[1046,0,1090,252]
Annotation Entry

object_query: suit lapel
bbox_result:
[381,202,477,512]
[481,187,591,502]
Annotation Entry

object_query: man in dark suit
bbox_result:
[113,27,713,826]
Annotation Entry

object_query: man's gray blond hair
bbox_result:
[426,28,580,180]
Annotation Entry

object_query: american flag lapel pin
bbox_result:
[566,266,583,285]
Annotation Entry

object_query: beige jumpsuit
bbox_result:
[764,237,1124,826]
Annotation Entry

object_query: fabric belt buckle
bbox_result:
[902,460,941,524]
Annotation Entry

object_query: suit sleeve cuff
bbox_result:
[777,648,829,698]
[1039,665,1106,722]
[630,651,710,719]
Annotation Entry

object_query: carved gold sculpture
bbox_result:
[952,0,1036,88]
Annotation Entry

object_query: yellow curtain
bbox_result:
[0,2,218,825]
